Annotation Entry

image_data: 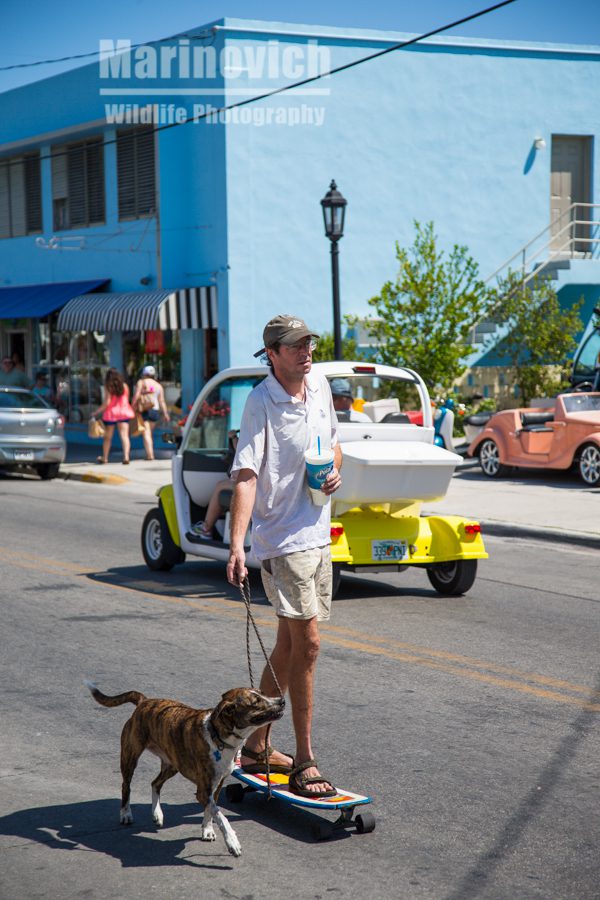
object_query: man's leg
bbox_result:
[240,616,293,769]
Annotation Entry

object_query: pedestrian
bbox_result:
[131,365,170,461]
[0,355,30,388]
[91,368,135,464]
[226,314,342,797]
[32,371,54,404]
[329,377,371,422]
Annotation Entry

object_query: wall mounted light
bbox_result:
[533,137,546,151]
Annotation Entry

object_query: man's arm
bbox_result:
[226,468,257,586]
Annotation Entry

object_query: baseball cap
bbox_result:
[141,365,156,377]
[329,377,353,399]
[254,314,319,358]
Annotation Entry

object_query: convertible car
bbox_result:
[467,392,600,485]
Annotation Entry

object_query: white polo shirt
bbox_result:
[231,369,338,561]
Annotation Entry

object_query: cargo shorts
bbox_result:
[260,545,332,622]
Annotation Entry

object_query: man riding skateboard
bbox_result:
[226,314,342,797]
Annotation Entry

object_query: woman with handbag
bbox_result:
[91,368,135,464]
[131,365,170,461]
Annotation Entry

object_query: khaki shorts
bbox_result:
[261,546,332,622]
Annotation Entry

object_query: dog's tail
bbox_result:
[84,680,146,708]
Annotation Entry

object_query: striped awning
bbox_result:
[56,286,217,332]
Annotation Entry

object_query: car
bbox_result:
[141,361,487,597]
[0,387,66,479]
[467,392,600,485]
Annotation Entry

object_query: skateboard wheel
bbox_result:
[313,821,334,841]
[355,811,376,834]
[226,783,245,803]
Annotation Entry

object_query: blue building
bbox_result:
[1,18,599,426]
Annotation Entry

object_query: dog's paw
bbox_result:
[152,812,164,827]
[120,807,133,825]
[201,824,216,842]
[226,834,242,858]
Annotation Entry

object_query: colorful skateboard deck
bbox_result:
[231,766,372,811]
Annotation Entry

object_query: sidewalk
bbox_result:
[59,457,600,549]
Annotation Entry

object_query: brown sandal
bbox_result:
[288,758,337,798]
[241,744,293,775]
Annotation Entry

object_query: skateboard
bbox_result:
[226,766,375,840]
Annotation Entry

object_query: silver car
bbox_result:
[0,387,66,480]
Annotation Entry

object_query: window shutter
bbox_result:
[25,154,42,233]
[52,147,68,199]
[136,127,156,216]
[86,139,105,225]
[117,126,155,219]
[0,163,10,238]
[9,159,26,237]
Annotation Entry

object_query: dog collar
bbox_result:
[208,719,241,753]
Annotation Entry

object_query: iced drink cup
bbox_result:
[304,448,335,506]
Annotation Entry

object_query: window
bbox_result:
[0,152,42,239]
[52,137,105,229]
[117,127,156,219]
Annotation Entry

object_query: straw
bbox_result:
[317,435,321,455]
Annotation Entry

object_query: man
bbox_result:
[330,377,371,422]
[0,356,30,388]
[226,314,342,797]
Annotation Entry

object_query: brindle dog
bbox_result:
[86,682,284,857]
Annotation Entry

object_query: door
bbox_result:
[551,136,592,253]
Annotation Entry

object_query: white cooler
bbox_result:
[335,440,461,505]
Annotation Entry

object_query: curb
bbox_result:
[481,520,600,551]
[60,470,129,486]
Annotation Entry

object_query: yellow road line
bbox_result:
[5,546,599,712]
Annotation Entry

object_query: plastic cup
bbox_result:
[304,448,335,506]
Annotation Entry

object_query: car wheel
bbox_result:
[426,560,478,596]
[141,507,185,571]
[479,439,508,478]
[36,463,60,480]
[578,444,600,486]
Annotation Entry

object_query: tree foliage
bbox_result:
[490,272,584,404]
[311,321,363,362]
[365,221,494,390]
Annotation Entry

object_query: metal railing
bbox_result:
[471,203,600,347]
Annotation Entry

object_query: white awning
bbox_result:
[56,286,217,332]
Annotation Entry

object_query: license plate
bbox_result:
[14,450,34,462]
[371,540,408,562]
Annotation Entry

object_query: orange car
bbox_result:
[467,392,600,486]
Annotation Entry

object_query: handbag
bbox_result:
[130,412,145,437]
[88,417,105,439]
[136,391,154,413]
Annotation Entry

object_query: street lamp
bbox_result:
[320,180,347,359]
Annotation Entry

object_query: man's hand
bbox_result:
[227,548,248,586]
[322,465,342,495]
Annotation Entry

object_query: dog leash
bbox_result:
[239,576,285,796]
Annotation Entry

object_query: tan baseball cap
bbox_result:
[254,314,320,358]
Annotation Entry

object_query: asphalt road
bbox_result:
[1,472,599,899]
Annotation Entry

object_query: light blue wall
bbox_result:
[220,20,600,364]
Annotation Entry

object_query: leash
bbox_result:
[239,576,285,797]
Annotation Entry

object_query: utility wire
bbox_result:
[2,0,517,170]
[0,31,214,72]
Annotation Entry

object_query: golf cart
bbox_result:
[141,361,487,596]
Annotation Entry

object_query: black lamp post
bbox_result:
[320,180,347,359]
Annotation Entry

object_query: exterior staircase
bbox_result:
[469,202,600,364]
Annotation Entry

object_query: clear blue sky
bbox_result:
[1,0,599,94]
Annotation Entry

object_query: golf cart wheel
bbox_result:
[226,783,245,803]
[36,463,60,480]
[332,563,342,599]
[355,811,376,834]
[578,444,600,486]
[479,439,509,478]
[427,560,478,596]
[141,507,184,571]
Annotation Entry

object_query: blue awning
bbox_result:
[0,279,108,320]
